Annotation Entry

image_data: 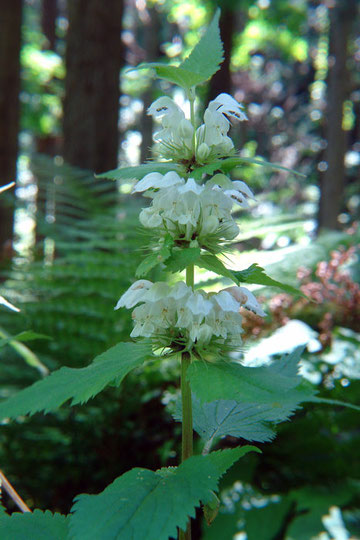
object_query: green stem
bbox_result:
[188,88,197,155]
[179,265,194,540]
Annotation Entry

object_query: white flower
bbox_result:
[224,286,266,317]
[185,291,212,318]
[212,290,240,312]
[210,93,248,121]
[147,97,194,159]
[195,93,247,160]
[147,97,184,123]
[115,280,152,309]
[133,171,184,193]
[116,281,245,353]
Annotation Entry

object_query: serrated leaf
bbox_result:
[0,510,69,540]
[134,63,206,91]
[188,348,314,406]
[203,491,220,526]
[180,9,223,86]
[136,235,174,277]
[192,156,305,179]
[174,394,298,445]
[70,448,257,540]
[234,263,305,297]
[220,156,306,177]
[0,341,151,419]
[197,254,237,282]
[165,247,201,273]
[97,162,185,181]
[131,10,223,91]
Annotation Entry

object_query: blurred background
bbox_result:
[0,0,359,538]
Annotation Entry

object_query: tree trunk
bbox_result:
[42,0,57,51]
[0,0,22,260]
[63,0,124,174]
[140,7,161,163]
[318,0,357,231]
[207,3,235,102]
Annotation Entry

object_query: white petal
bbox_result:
[147,97,182,119]
[226,286,266,317]
[224,189,250,207]
[169,281,191,300]
[211,93,248,121]
[231,180,255,199]
[115,280,153,309]
[133,171,183,193]
[132,172,163,193]
[142,281,170,302]
[213,291,240,312]
[178,178,203,195]
[186,292,212,317]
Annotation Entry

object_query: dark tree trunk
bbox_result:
[207,3,236,101]
[63,0,124,174]
[0,0,22,260]
[140,7,161,163]
[42,0,57,51]
[318,0,357,231]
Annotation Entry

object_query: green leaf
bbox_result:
[129,10,223,91]
[175,394,298,446]
[0,510,69,540]
[0,330,51,349]
[165,247,201,273]
[0,328,50,376]
[234,263,305,297]
[97,162,185,181]
[197,254,237,282]
[191,156,306,179]
[220,156,306,177]
[180,9,223,87]
[308,396,360,412]
[136,235,174,277]
[0,341,151,419]
[133,63,207,91]
[245,499,292,540]
[70,447,257,540]
[188,348,314,406]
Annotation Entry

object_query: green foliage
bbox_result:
[191,156,306,179]
[175,394,298,446]
[245,499,292,540]
[98,162,186,182]
[165,247,201,273]
[136,234,174,277]
[0,341,151,419]
[132,10,223,92]
[70,447,257,540]
[0,510,69,540]
[234,262,306,297]
[188,347,314,406]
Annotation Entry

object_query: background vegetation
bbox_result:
[0,1,359,538]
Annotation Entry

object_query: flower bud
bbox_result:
[196,142,210,162]
[179,119,194,139]
[201,215,219,235]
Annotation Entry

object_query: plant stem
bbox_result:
[179,265,195,540]
[188,88,197,154]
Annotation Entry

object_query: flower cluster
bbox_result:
[133,171,254,248]
[115,280,265,356]
[148,93,247,162]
